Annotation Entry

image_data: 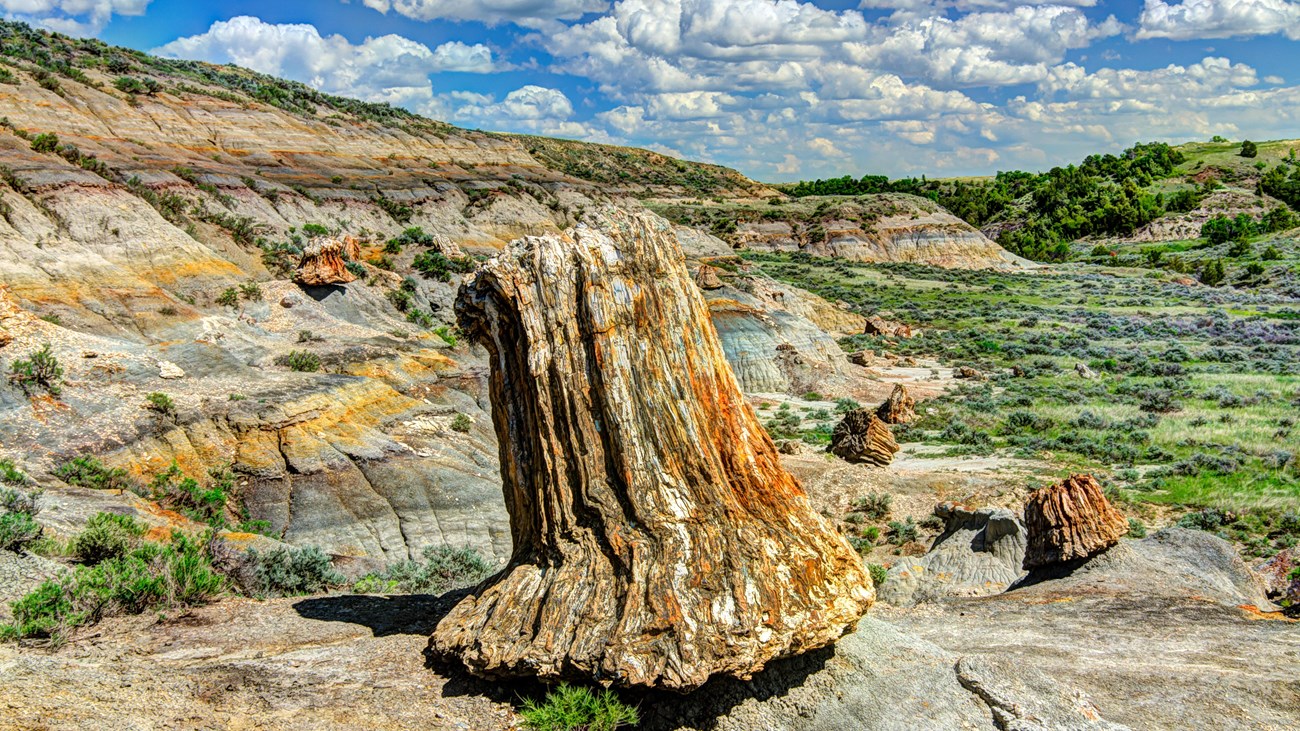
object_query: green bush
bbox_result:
[434,325,458,346]
[1198,259,1225,286]
[868,563,888,586]
[29,132,59,153]
[353,545,492,595]
[247,546,346,596]
[301,223,329,237]
[149,462,229,527]
[850,492,892,521]
[887,517,918,546]
[8,343,63,396]
[216,287,239,307]
[0,458,28,486]
[2,531,221,645]
[0,511,42,552]
[113,76,148,94]
[72,512,146,565]
[145,392,175,417]
[520,684,639,731]
[282,350,321,373]
[1126,518,1147,539]
[450,413,473,433]
[1239,140,1258,158]
[55,456,133,491]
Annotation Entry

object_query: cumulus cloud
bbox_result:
[153,16,494,107]
[0,0,151,35]
[360,0,608,29]
[1136,0,1300,41]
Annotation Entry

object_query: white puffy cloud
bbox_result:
[360,0,608,29]
[0,0,151,35]
[1136,0,1300,41]
[153,16,494,107]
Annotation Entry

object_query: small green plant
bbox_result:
[144,392,175,418]
[834,397,860,414]
[0,511,42,552]
[801,391,823,401]
[520,684,640,731]
[71,512,147,565]
[1126,518,1147,539]
[215,287,239,307]
[353,545,492,595]
[247,545,346,597]
[301,223,329,237]
[887,517,918,546]
[8,343,63,396]
[868,563,888,586]
[149,462,230,527]
[29,132,59,153]
[450,413,473,433]
[282,350,321,373]
[56,456,133,491]
[850,493,892,522]
[239,282,262,302]
[434,325,458,346]
[297,330,323,343]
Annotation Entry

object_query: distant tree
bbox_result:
[1211,135,1229,143]
[1240,140,1258,158]
[1199,259,1226,286]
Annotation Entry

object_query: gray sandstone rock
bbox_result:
[879,502,1027,606]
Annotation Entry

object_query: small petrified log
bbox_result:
[695,263,725,290]
[1022,474,1127,570]
[876,384,916,425]
[295,236,357,286]
[955,366,980,379]
[828,408,899,466]
[429,208,872,691]
[863,315,912,338]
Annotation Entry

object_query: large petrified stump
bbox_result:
[828,408,899,466]
[1023,474,1127,570]
[429,208,873,691]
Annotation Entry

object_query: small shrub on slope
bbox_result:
[520,684,640,731]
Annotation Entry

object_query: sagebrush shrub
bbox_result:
[520,684,639,731]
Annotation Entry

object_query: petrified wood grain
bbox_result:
[428,208,873,691]
[829,408,900,466]
[1023,474,1128,570]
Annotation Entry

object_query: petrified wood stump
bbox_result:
[428,208,873,691]
[1023,474,1127,570]
[828,408,899,466]
[294,236,357,286]
[876,383,916,425]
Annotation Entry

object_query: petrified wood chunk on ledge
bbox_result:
[828,408,900,466]
[294,236,358,286]
[428,208,873,691]
[1023,474,1127,571]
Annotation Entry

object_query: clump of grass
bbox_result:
[1126,518,1147,539]
[520,683,640,731]
[246,546,346,597]
[868,563,888,586]
[353,545,492,595]
[55,456,134,491]
[280,350,321,373]
[8,343,63,396]
[850,493,892,521]
[887,517,918,546]
[72,512,147,564]
[149,462,232,528]
[144,392,175,418]
[1,530,222,646]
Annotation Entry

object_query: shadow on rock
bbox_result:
[293,588,470,637]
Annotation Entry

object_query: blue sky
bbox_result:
[5,1,1300,180]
